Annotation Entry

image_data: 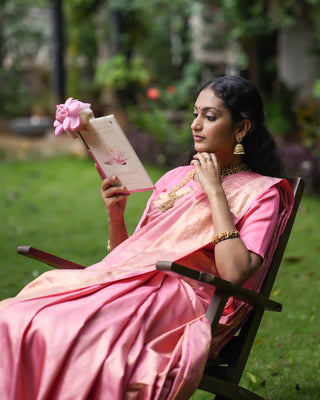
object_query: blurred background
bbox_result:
[1,0,320,191]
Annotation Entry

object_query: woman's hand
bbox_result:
[190,152,222,196]
[100,175,130,221]
[191,153,260,285]
[96,164,130,250]
[95,163,129,221]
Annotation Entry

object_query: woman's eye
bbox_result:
[206,115,216,121]
[192,113,198,119]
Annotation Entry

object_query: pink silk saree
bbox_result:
[0,166,293,400]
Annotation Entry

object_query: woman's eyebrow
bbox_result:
[194,105,221,113]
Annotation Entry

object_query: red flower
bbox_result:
[166,85,176,95]
[147,87,160,100]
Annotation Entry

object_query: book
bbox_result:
[78,114,154,193]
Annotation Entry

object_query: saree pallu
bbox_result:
[0,168,293,400]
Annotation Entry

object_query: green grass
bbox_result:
[0,155,166,298]
[1,155,320,399]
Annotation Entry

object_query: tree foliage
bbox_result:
[62,0,202,107]
[2,0,320,121]
[202,0,320,53]
[0,0,49,117]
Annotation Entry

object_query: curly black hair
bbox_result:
[187,75,284,177]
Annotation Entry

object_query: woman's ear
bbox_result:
[237,119,251,140]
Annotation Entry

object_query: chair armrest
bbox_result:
[17,246,85,270]
[156,261,282,312]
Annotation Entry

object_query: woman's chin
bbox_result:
[194,144,214,153]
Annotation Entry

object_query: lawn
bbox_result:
[1,155,319,399]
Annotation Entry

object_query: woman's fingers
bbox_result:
[101,176,129,201]
[98,174,129,221]
[191,153,222,193]
[101,184,129,198]
[102,187,129,201]
[101,175,121,191]
[192,152,218,170]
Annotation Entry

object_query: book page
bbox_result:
[79,115,154,193]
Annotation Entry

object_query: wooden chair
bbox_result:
[157,177,304,399]
[17,177,304,400]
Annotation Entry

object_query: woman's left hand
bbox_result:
[190,152,222,196]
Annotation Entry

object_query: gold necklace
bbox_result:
[158,164,248,212]
[158,170,196,212]
[220,163,248,177]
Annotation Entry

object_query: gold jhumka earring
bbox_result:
[234,137,245,155]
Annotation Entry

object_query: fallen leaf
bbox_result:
[272,289,281,297]
[246,372,257,384]
[253,338,263,346]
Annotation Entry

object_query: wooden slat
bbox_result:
[17,246,85,269]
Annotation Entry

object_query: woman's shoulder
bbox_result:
[247,172,293,201]
[229,170,288,191]
[238,171,293,214]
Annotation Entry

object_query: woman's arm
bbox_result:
[191,153,263,285]
[97,165,130,250]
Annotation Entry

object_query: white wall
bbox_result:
[278,19,320,97]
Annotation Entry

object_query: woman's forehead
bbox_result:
[195,89,224,111]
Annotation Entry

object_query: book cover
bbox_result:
[78,115,154,193]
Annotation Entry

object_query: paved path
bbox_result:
[0,129,87,161]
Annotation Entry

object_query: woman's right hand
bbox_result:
[100,175,130,221]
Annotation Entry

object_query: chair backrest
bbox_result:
[260,177,304,297]
[200,177,305,392]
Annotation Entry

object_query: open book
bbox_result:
[78,115,154,193]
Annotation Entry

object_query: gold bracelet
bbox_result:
[107,240,112,252]
[212,230,240,245]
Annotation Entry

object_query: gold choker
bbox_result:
[220,163,248,177]
[158,164,248,212]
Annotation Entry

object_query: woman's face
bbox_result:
[191,88,238,162]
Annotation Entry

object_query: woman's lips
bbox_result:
[193,134,204,142]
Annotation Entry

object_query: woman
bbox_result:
[0,76,293,399]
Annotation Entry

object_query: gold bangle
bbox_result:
[212,230,240,245]
[107,240,112,252]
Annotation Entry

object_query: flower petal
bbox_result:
[79,101,91,110]
[65,97,73,106]
[63,117,71,131]
[55,125,64,136]
[69,116,80,131]
[69,101,80,114]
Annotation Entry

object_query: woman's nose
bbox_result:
[191,116,201,131]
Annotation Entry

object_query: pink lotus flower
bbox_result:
[53,97,92,137]
[104,148,129,165]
